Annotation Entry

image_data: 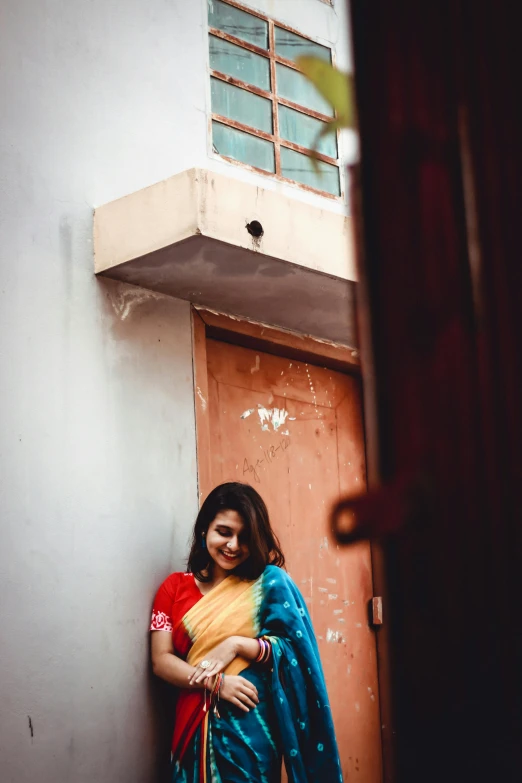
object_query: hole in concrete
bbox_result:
[246,220,264,239]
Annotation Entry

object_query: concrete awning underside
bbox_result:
[94,168,358,347]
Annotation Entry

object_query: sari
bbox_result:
[150,565,343,783]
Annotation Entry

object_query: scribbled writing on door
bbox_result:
[243,436,291,483]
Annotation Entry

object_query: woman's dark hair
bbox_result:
[187,482,285,582]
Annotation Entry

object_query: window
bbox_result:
[208,0,340,198]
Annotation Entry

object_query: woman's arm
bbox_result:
[151,631,206,689]
[152,631,260,710]
[232,635,262,661]
[188,635,267,685]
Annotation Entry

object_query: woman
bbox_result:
[150,482,343,783]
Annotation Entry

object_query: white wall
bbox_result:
[0,0,351,780]
[0,1,203,780]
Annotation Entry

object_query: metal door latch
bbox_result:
[371,596,383,626]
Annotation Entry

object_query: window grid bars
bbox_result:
[209,0,340,198]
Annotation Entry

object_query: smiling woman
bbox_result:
[203,509,251,570]
[149,482,343,783]
[188,483,284,583]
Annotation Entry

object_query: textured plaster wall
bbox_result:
[0,0,351,780]
[0,1,202,780]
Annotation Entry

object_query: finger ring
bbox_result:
[200,660,211,669]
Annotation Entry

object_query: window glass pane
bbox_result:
[275,27,331,64]
[210,35,270,91]
[211,78,273,133]
[279,105,337,158]
[213,121,275,172]
[209,0,268,49]
[276,63,333,117]
[280,146,340,196]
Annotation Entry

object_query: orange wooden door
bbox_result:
[201,337,382,782]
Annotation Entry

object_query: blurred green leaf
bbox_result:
[295,56,356,173]
[296,56,356,130]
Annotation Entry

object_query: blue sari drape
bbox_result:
[260,567,343,783]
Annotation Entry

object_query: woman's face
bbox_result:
[205,509,250,572]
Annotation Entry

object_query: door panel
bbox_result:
[204,338,382,782]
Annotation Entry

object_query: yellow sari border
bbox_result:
[184,575,263,676]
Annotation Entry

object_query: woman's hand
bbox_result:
[220,675,259,712]
[189,637,239,685]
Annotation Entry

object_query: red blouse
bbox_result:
[150,572,203,657]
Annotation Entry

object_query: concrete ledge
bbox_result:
[94,168,357,345]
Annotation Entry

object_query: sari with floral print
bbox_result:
[150,565,342,783]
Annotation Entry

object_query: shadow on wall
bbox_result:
[147,666,176,783]
[95,277,197,780]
